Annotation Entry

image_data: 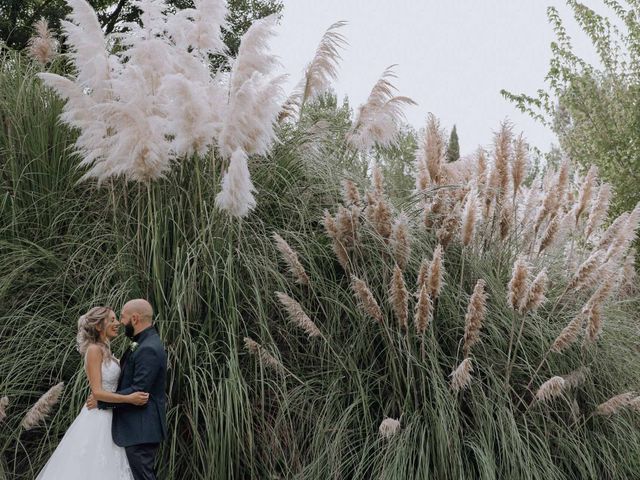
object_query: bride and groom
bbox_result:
[36,299,167,480]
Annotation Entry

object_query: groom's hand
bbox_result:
[86,393,97,410]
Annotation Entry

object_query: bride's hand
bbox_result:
[128,391,150,405]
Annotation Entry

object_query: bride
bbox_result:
[36,306,149,479]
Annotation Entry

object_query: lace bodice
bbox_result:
[101,358,121,392]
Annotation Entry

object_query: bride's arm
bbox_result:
[86,345,148,405]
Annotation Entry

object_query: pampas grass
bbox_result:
[450,358,473,392]
[215,148,257,217]
[273,233,310,285]
[507,256,529,311]
[391,213,411,270]
[414,284,433,336]
[535,376,566,403]
[347,66,417,152]
[427,245,445,299]
[351,275,384,323]
[243,337,284,374]
[0,396,8,423]
[276,292,320,338]
[390,264,409,331]
[21,383,64,430]
[551,314,583,353]
[462,279,487,357]
[595,392,636,416]
[27,18,58,65]
[282,21,347,120]
[378,417,401,438]
[521,268,548,313]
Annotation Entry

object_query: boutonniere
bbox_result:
[130,341,139,352]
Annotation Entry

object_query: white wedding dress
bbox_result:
[36,356,134,479]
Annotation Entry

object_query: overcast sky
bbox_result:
[271,1,606,156]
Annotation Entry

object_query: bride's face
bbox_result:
[104,310,121,340]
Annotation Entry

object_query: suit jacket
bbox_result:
[98,325,168,447]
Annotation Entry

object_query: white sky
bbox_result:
[271,1,607,156]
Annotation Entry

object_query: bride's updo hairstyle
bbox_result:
[77,306,113,357]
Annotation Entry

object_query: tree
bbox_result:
[446,124,460,163]
[0,0,283,69]
[501,0,640,217]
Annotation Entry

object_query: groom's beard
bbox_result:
[124,323,135,339]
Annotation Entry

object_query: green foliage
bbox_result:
[1,47,640,480]
[501,0,640,217]
[446,124,460,163]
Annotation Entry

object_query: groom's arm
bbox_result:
[98,346,161,410]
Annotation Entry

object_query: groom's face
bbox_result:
[120,308,136,338]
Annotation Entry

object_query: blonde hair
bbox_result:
[76,306,113,360]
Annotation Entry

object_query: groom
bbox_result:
[87,299,167,480]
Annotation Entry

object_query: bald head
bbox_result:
[121,299,154,336]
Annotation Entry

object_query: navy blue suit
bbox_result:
[98,325,167,479]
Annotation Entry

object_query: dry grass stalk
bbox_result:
[573,165,598,225]
[423,114,445,183]
[507,256,529,311]
[281,21,346,120]
[21,382,64,430]
[27,18,58,65]
[462,279,487,356]
[378,417,401,438]
[535,376,566,403]
[538,215,559,253]
[414,153,431,194]
[595,392,635,416]
[390,264,409,330]
[534,186,559,233]
[583,304,602,345]
[566,250,604,291]
[427,245,445,299]
[551,314,583,353]
[371,163,385,199]
[416,258,429,294]
[414,284,433,336]
[521,268,547,313]
[492,121,513,200]
[336,205,359,247]
[391,213,411,270]
[585,183,611,239]
[499,201,513,240]
[597,212,629,250]
[323,210,350,270]
[368,198,393,240]
[276,292,320,338]
[563,367,589,389]
[272,233,310,285]
[341,179,361,207]
[436,213,458,249]
[450,358,473,392]
[244,337,284,373]
[556,158,570,204]
[351,275,384,323]
[0,396,8,422]
[512,134,527,195]
[461,191,478,247]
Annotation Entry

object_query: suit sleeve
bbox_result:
[115,345,161,397]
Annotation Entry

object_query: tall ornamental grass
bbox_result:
[1,1,640,479]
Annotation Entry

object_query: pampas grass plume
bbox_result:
[390,264,409,331]
[378,417,401,438]
[276,292,320,338]
[535,376,566,402]
[462,279,488,356]
[21,382,64,430]
[450,358,473,392]
[351,275,384,323]
[272,233,310,285]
